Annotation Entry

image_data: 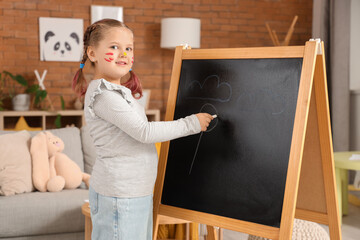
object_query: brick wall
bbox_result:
[0,0,313,116]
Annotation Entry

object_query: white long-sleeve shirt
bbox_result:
[84,79,201,198]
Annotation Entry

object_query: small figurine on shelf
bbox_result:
[74,98,83,110]
[34,69,54,111]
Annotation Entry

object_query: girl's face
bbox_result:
[88,27,134,84]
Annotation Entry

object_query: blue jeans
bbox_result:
[89,186,153,240]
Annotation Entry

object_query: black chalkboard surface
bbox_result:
[161,58,303,227]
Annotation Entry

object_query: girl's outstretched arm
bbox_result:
[92,89,211,143]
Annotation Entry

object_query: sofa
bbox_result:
[0,126,96,240]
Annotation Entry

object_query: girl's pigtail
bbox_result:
[72,63,87,98]
[123,71,142,99]
[72,25,92,98]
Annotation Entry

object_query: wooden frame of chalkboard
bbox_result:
[153,41,341,240]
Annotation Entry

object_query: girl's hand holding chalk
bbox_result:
[212,114,217,119]
[196,113,214,131]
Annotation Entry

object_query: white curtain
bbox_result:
[312,0,351,151]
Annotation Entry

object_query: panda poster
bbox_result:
[39,17,83,62]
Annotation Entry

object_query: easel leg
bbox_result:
[218,228,223,240]
[186,223,190,240]
[153,218,159,240]
[189,223,199,240]
[314,45,342,239]
[205,226,218,240]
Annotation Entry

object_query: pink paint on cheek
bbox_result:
[105,53,114,62]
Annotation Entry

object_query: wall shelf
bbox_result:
[0,109,161,130]
[0,110,84,130]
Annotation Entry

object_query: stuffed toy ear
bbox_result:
[30,132,50,192]
[44,131,64,154]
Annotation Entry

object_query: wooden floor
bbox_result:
[221,203,360,240]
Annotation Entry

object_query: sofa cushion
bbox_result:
[81,125,96,174]
[0,127,84,172]
[1,127,86,191]
[0,131,33,196]
[0,189,89,237]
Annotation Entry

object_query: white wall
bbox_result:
[350,91,360,150]
[350,0,360,90]
[349,0,360,150]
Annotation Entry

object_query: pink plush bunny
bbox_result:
[30,131,90,192]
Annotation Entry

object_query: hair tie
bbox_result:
[80,63,85,69]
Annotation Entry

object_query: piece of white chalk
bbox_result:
[212,114,217,118]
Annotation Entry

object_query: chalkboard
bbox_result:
[161,58,303,227]
[154,42,341,240]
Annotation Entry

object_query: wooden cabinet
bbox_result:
[0,110,84,130]
[0,109,161,130]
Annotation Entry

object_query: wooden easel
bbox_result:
[153,40,341,240]
[266,15,298,46]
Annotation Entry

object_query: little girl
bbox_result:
[72,19,213,240]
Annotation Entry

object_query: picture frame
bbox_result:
[39,17,83,62]
[91,5,123,24]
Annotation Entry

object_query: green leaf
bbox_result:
[14,75,28,87]
[3,71,14,79]
[26,84,39,93]
[55,114,62,128]
[60,96,65,110]
[34,90,47,106]
[39,90,47,99]
[34,96,39,106]
[34,91,42,105]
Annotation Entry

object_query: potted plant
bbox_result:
[0,71,17,110]
[1,71,47,111]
